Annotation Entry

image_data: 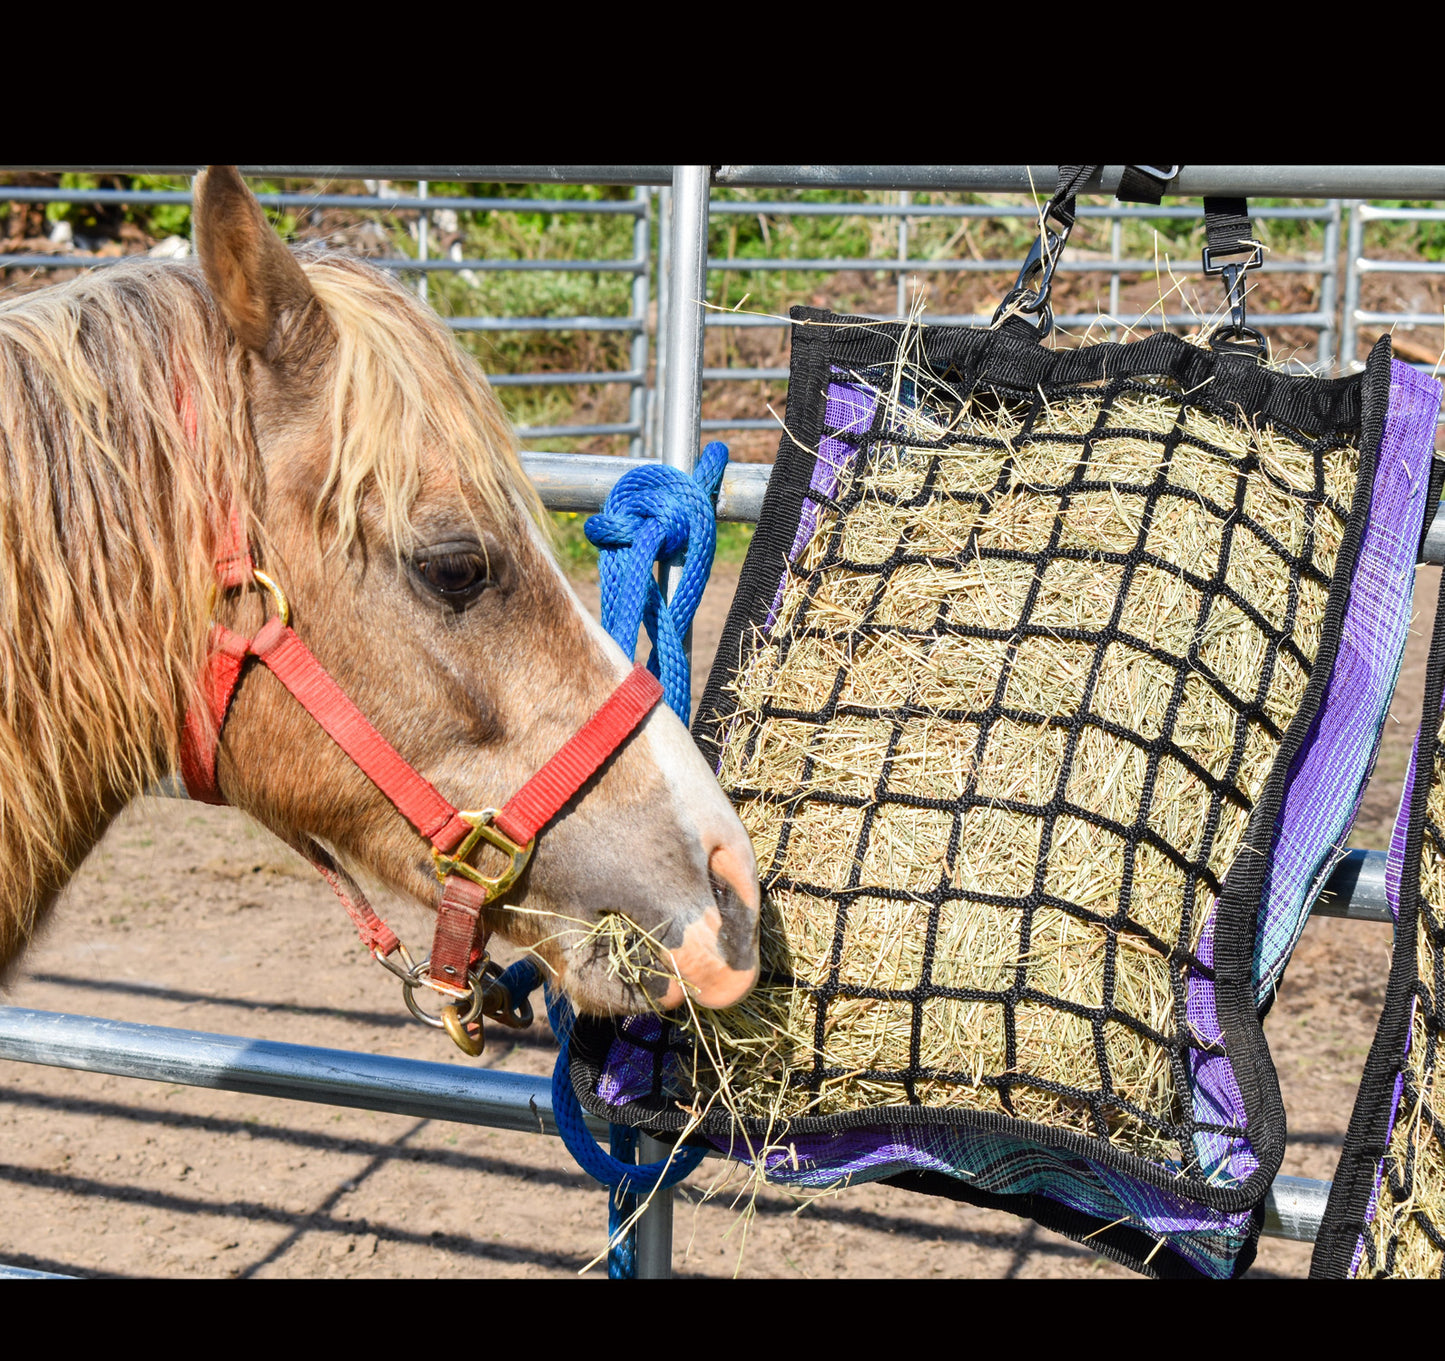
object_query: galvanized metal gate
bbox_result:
[1,165,1443,1278]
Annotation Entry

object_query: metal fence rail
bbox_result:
[2,164,1443,1279]
[14,167,1445,195]
[15,169,1445,442]
[1342,202,1445,382]
[0,178,656,456]
[0,1005,1332,1246]
[1,173,1356,454]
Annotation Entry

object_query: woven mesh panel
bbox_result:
[696,364,1355,1172]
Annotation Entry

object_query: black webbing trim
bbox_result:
[817,310,1363,435]
[1422,455,1445,558]
[691,310,844,770]
[1204,197,1254,259]
[1311,566,1445,1276]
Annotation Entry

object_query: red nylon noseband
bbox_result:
[179,506,663,1049]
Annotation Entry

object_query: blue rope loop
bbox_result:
[586,441,729,721]
[608,1124,639,1280]
[545,986,706,1192]
[493,958,543,1013]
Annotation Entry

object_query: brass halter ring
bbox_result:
[403,958,489,1058]
[400,955,487,1028]
[251,567,290,626]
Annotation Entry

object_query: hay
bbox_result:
[1362,716,1445,1276]
[684,344,1360,1171]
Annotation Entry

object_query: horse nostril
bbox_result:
[707,843,760,916]
[707,843,761,972]
[710,867,730,911]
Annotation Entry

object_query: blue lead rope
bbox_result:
[545,986,705,1278]
[585,440,730,718]
[503,444,728,1276]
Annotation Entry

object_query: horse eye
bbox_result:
[416,552,490,599]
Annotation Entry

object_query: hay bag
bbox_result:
[1314,560,1445,1279]
[571,309,1440,1278]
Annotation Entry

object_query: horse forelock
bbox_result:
[298,253,542,558]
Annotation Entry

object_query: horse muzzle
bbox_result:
[656,843,761,1010]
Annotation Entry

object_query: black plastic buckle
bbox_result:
[1201,242,1265,349]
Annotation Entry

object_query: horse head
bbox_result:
[188,166,759,1016]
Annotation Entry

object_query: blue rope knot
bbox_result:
[586,441,729,722]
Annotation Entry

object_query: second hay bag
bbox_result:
[572,308,1439,1277]
[1312,567,1445,1278]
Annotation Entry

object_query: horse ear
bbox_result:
[194,165,327,363]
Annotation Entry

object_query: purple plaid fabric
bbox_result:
[1253,361,1441,1003]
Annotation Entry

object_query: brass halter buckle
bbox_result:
[431,808,535,899]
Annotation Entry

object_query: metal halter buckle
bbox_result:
[431,808,535,899]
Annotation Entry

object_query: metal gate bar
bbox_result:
[1,172,1353,451]
[13,167,1444,196]
[0,1006,603,1136]
[1342,201,1445,386]
[0,1005,1333,1247]
[628,164,712,1277]
[0,177,651,450]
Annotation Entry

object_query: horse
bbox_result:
[0,165,760,1023]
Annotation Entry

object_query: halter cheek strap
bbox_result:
[178,511,664,1047]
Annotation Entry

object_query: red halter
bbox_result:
[178,509,662,1055]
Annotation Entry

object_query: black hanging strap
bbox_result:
[1201,196,1265,353]
[1203,198,1255,259]
[991,166,1101,338]
[1116,165,1181,205]
[1051,164,1098,227]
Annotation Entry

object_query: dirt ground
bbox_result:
[0,562,1435,1280]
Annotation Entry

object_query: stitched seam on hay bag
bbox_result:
[574,312,1428,1277]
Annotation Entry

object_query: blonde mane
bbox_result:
[0,249,534,960]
